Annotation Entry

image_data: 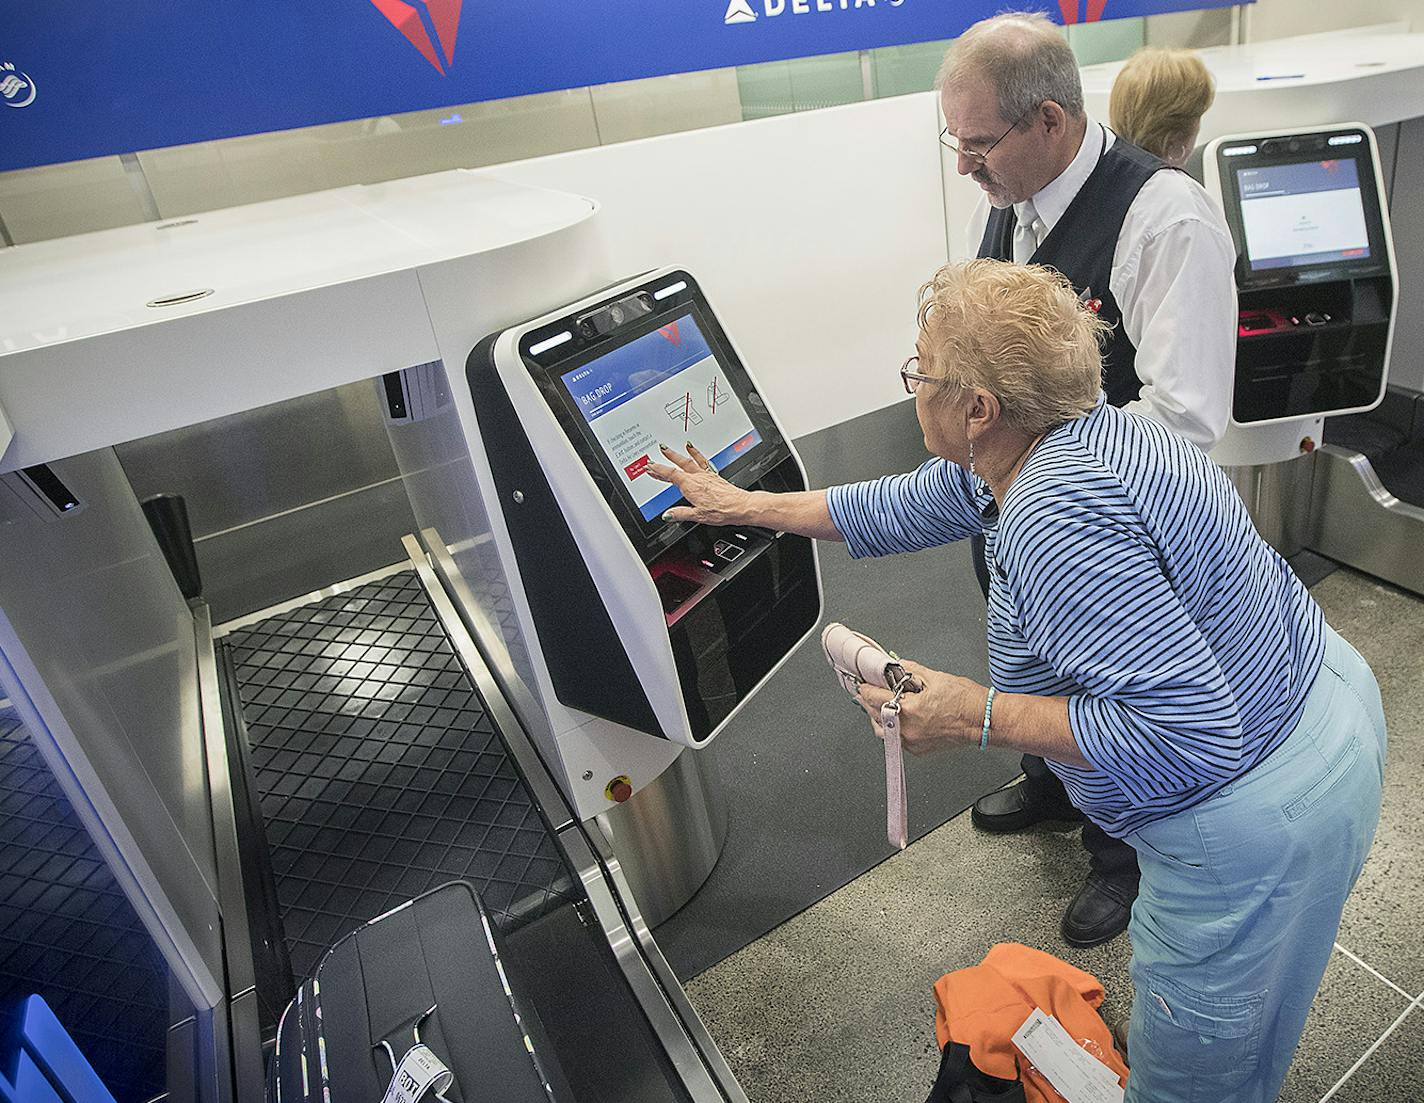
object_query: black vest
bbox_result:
[977,131,1168,408]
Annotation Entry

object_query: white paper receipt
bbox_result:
[1011,1008,1124,1103]
[381,1043,454,1103]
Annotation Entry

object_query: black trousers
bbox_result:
[970,533,1139,889]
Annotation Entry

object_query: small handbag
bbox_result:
[820,623,920,849]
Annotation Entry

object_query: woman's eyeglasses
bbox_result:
[901,355,941,395]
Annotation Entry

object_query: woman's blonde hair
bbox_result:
[917,260,1107,437]
[1109,47,1214,164]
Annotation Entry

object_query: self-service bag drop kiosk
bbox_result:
[1203,123,1398,556]
[0,176,771,1102]
[467,268,823,762]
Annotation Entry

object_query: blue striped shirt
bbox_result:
[826,398,1325,837]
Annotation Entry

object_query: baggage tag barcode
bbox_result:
[381,1044,454,1103]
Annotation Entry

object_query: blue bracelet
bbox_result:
[979,687,996,751]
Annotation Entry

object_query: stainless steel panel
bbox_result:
[1222,454,1316,558]
[1387,116,1424,395]
[596,751,728,929]
[0,446,224,1011]
[117,381,404,538]
[1307,445,1424,597]
[558,824,747,1103]
[115,378,420,621]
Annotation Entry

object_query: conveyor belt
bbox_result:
[0,709,168,1103]
[221,569,577,983]
[1325,389,1424,508]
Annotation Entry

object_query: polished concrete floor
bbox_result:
[686,566,1424,1102]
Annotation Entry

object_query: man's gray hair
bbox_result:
[936,11,1085,125]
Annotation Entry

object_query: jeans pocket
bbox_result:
[1130,819,1207,872]
[1139,970,1265,1098]
[1282,736,1360,823]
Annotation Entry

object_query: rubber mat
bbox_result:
[223,570,576,981]
[0,709,168,1103]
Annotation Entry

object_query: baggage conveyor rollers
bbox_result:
[203,535,747,1103]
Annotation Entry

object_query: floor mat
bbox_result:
[223,570,577,981]
[655,401,1023,979]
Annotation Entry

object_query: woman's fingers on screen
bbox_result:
[685,442,713,470]
[643,461,681,484]
[658,443,700,472]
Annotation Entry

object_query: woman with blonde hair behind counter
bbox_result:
[1110,47,1215,167]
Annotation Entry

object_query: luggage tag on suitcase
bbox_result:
[821,622,920,850]
[380,1044,453,1103]
[378,1007,455,1103]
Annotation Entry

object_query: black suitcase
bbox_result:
[268,881,558,1103]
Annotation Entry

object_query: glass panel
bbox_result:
[737,50,865,121]
[1068,17,1146,66]
[140,89,602,219]
[590,69,743,144]
[0,156,152,244]
[869,39,954,99]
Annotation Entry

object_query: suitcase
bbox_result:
[268,881,558,1103]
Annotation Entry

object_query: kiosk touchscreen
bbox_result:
[468,270,822,750]
[1207,124,1396,424]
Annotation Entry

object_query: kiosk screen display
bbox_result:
[560,314,763,522]
[1236,159,1371,272]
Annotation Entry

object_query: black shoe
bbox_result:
[1061,874,1137,948]
[971,778,1085,834]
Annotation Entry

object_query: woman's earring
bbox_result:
[968,439,977,478]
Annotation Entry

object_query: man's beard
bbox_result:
[974,168,1014,209]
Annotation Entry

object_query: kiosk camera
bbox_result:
[468,270,823,759]
[1204,123,1398,552]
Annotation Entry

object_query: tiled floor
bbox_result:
[686,567,1424,1102]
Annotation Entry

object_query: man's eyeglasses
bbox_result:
[939,105,1034,166]
[901,355,941,395]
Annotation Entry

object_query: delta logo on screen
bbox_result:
[370,0,462,74]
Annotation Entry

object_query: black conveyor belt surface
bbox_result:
[223,570,576,980]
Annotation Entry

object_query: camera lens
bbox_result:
[1288,139,1300,152]
[609,303,626,326]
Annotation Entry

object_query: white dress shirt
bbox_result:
[967,117,1237,451]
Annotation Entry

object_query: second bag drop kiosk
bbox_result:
[1204,122,1398,554]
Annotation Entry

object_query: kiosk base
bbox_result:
[597,749,729,929]
[1222,454,1315,557]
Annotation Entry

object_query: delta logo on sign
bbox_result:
[726,0,1122,26]
[725,0,904,24]
[370,0,462,74]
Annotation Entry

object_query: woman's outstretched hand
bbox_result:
[644,443,758,526]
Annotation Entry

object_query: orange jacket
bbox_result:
[934,943,1128,1103]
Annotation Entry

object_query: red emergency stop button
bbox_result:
[605,775,633,803]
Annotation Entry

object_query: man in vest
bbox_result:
[941,13,1236,948]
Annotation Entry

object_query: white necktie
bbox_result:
[1012,199,1042,265]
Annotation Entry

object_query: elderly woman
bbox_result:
[1110,46,1215,167]
[646,259,1385,1103]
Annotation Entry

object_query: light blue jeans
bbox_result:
[1122,627,1386,1103]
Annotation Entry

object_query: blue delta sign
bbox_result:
[0,0,1241,172]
